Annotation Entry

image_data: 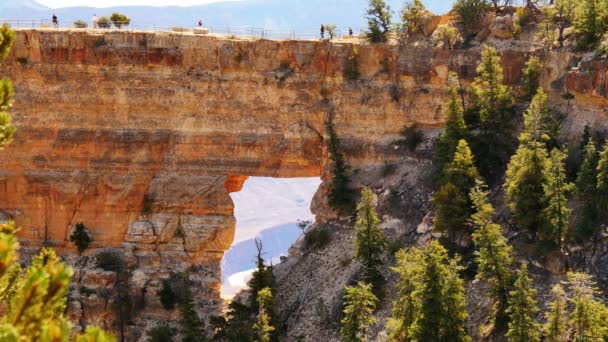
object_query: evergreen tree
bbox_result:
[0,24,16,148]
[575,139,599,239]
[70,222,92,255]
[341,282,378,342]
[366,0,392,43]
[179,273,206,342]
[543,284,568,342]
[521,57,542,100]
[573,0,608,47]
[252,288,275,342]
[400,0,426,35]
[433,139,481,236]
[434,73,468,173]
[411,241,470,342]
[469,45,515,179]
[595,139,608,217]
[388,247,423,341]
[543,149,574,247]
[470,184,513,328]
[521,88,559,146]
[506,264,540,342]
[248,239,273,312]
[355,187,387,286]
[568,272,608,341]
[504,141,549,237]
[554,0,578,47]
[326,111,354,212]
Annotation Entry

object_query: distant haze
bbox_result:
[2,0,453,31]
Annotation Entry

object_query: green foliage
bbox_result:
[574,0,608,48]
[148,325,176,342]
[543,149,574,246]
[110,13,131,29]
[179,273,206,342]
[0,25,15,149]
[470,184,513,328]
[568,272,608,341]
[543,284,568,342]
[0,24,15,60]
[95,250,122,271]
[341,282,378,342]
[0,112,15,149]
[252,288,275,342]
[355,187,387,286]
[97,16,111,29]
[410,241,470,342]
[596,139,608,216]
[70,222,92,255]
[575,139,599,239]
[248,239,274,313]
[73,20,88,28]
[521,88,560,146]
[538,6,558,48]
[0,78,14,111]
[469,45,516,179]
[437,25,460,49]
[398,124,425,152]
[521,57,542,100]
[400,0,426,35]
[434,73,468,173]
[0,221,113,341]
[554,0,579,47]
[211,300,254,341]
[159,278,178,310]
[453,0,490,37]
[304,227,332,249]
[324,24,337,40]
[366,0,393,43]
[142,193,153,214]
[387,247,423,341]
[504,141,549,236]
[325,111,355,212]
[506,264,540,342]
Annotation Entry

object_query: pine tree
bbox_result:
[341,282,378,342]
[543,149,574,247]
[568,272,608,341]
[470,184,513,328]
[411,241,470,342]
[248,239,273,312]
[355,187,386,286]
[574,0,608,47]
[70,222,92,255]
[388,247,423,341]
[504,141,549,237]
[506,264,540,342]
[521,57,542,100]
[469,45,515,179]
[433,139,481,236]
[543,284,568,342]
[400,0,426,35]
[434,73,468,173]
[326,111,354,212]
[554,0,578,47]
[179,273,206,342]
[595,139,608,217]
[252,288,275,342]
[0,24,16,148]
[366,0,392,43]
[575,139,599,239]
[521,88,559,146]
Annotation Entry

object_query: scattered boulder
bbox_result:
[490,15,514,39]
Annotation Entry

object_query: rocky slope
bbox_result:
[0,12,606,337]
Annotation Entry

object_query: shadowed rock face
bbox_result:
[0,29,606,333]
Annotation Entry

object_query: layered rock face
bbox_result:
[0,29,606,335]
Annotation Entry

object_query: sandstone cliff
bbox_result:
[0,25,607,338]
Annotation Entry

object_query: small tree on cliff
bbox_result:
[110,13,131,29]
[252,288,275,342]
[355,187,386,289]
[248,239,274,313]
[543,149,574,247]
[180,272,206,342]
[400,0,426,35]
[544,284,569,342]
[0,23,16,148]
[575,139,599,239]
[341,282,378,342]
[506,264,541,342]
[70,222,92,255]
[325,110,355,213]
[366,0,392,43]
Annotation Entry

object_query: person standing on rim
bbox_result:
[198,19,203,27]
[92,14,98,29]
[52,14,58,28]
[320,24,325,39]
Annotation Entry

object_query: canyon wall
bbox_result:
[0,28,606,335]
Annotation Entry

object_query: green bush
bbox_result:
[304,227,332,249]
[453,0,489,37]
[148,325,176,342]
[95,250,122,272]
[97,16,111,29]
[159,278,178,310]
[70,222,92,255]
[398,124,425,152]
[110,13,131,28]
[73,20,88,28]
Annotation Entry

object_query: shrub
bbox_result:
[401,0,426,35]
[159,278,178,310]
[97,16,111,29]
[338,256,352,267]
[382,162,397,177]
[110,13,131,29]
[325,24,337,40]
[453,0,489,37]
[148,325,176,342]
[16,57,28,65]
[95,250,122,272]
[73,20,88,28]
[70,222,92,255]
[521,56,542,99]
[304,227,332,249]
[398,124,425,152]
[366,0,393,43]
[437,26,459,49]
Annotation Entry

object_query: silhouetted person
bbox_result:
[52,14,58,28]
[198,19,203,27]
[320,24,325,39]
[349,27,353,36]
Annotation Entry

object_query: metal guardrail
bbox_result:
[0,18,364,41]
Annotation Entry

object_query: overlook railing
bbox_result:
[0,18,363,41]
